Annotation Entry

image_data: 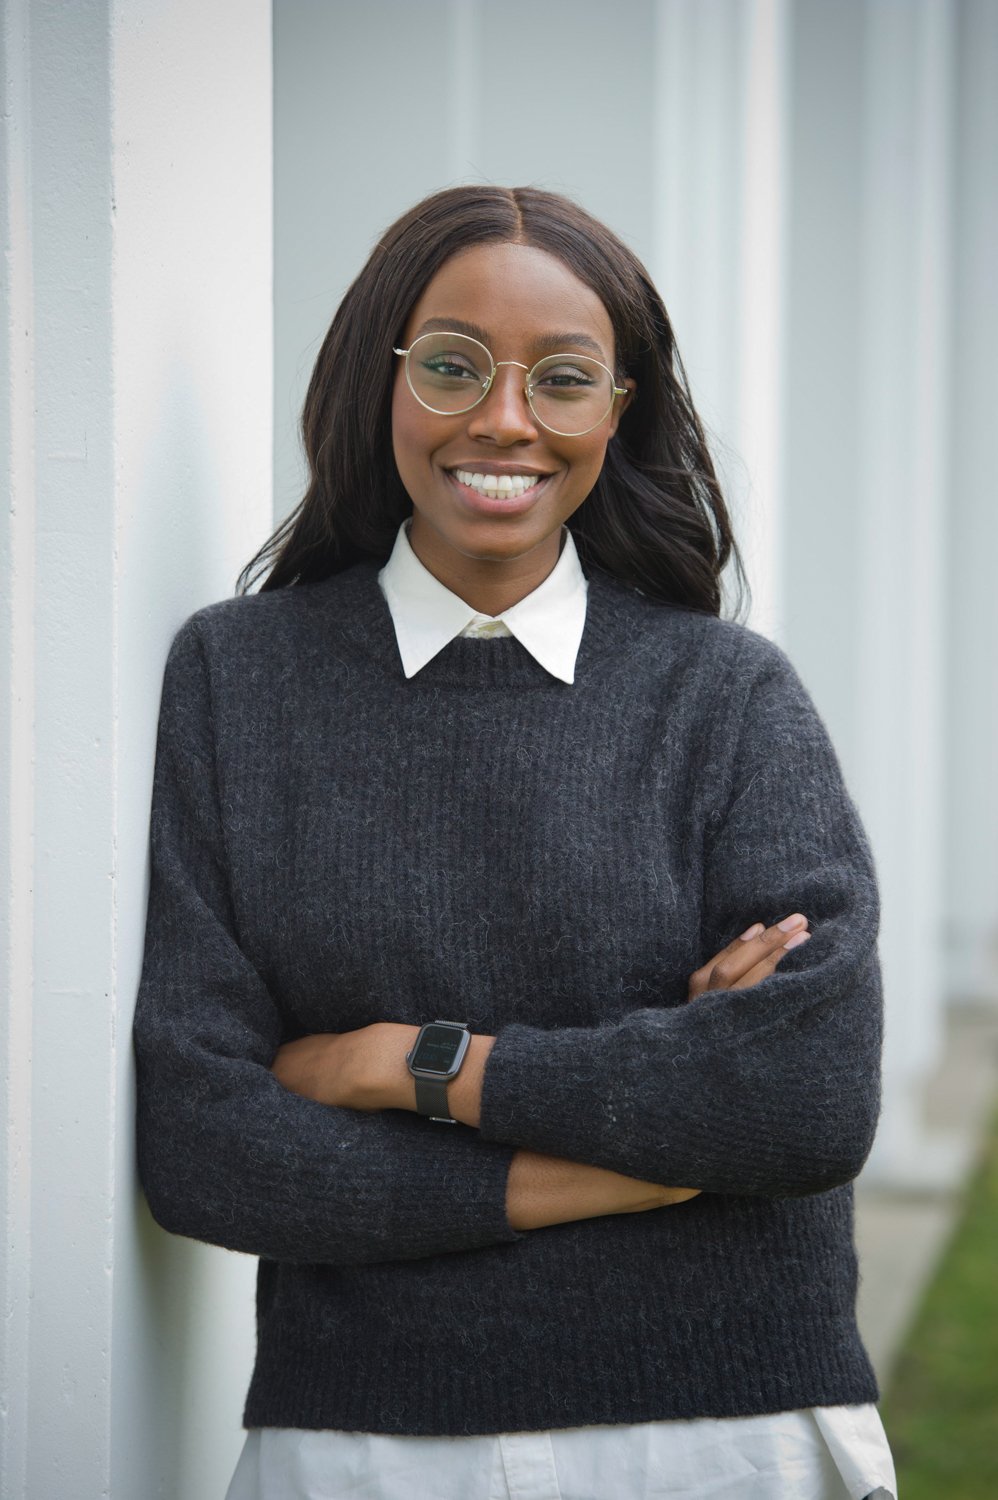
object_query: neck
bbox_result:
[406,519,566,616]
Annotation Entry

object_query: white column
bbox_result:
[0,3,272,1497]
[944,0,998,1007]
[0,7,36,1500]
[856,0,960,1185]
[653,0,790,637]
[2,6,118,1495]
[781,0,867,771]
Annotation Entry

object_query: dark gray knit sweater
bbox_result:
[132,557,883,1436]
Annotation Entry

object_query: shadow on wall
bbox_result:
[133,1197,256,1497]
[118,361,264,624]
[117,365,262,1500]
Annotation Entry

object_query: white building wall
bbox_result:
[945,0,998,1007]
[653,0,789,637]
[0,2,271,1497]
[784,0,950,1180]
[853,0,954,1181]
[782,0,998,1182]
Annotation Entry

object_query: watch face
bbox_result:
[411,1024,465,1076]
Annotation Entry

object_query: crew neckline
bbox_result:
[304,558,669,691]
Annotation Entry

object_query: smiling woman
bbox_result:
[133,185,897,1500]
[234,184,743,615]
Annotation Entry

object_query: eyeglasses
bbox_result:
[393,331,628,437]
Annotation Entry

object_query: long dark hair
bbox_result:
[238,184,749,619]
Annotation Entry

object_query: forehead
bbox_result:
[402,241,615,359]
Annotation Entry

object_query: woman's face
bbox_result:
[391,240,633,600]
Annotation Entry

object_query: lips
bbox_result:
[450,467,548,499]
[445,467,551,516]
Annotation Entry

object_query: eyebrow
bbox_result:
[413,316,608,361]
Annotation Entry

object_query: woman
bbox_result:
[132,185,897,1499]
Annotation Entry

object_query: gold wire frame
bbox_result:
[393,330,628,438]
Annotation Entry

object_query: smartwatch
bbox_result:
[405,1020,472,1123]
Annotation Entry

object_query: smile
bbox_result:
[450,468,548,499]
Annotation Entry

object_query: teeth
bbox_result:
[453,469,545,498]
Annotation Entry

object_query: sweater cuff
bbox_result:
[378,1127,527,1260]
[477,1022,605,1162]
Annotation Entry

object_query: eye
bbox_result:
[532,359,604,398]
[420,353,482,382]
[536,364,597,387]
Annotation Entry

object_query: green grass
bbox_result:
[880,1102,998,1499]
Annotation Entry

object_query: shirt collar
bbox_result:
[377,519,588,684]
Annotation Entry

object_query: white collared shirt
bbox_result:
[227,1410,896,1500]
[225,520,897,1500]
[376,518,587,683]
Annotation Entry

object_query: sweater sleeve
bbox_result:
[477,634,884,1198]
[132,617,523,1266]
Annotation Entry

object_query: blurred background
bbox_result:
[2,1,996,1496]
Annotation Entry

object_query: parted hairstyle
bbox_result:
[237,184,749,619]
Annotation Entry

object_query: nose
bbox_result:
[465,363,539,445]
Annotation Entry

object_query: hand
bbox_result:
[270,1023,419,1111]
[270,1032,342,1105]
[506,1151,701,1231]
[687,912,811,1001]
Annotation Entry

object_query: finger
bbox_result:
[658,1187,702,1206]
[688,914,810,998]
[698,917,810,994]
[687,915,808,996]
[724,933,811,991]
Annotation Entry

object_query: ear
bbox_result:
[607,377,636,439]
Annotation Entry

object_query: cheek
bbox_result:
[571,430,613,484]
[392,374,457,476]
[391,381,424,474]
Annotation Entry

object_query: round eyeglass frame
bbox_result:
[392,331,629,438]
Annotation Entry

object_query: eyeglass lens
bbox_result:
[405,332,615,435]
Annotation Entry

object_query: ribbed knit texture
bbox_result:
[132,558,883,1436]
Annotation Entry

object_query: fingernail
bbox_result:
[783,930,811,951]
[739,923,764,941]
[778,913,807,932]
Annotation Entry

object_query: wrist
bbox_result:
[444,1032,495,1128]
[356,1022,420,1111]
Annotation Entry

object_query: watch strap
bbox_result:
[414,1074,456,1123]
